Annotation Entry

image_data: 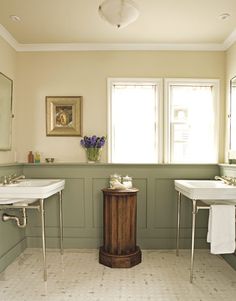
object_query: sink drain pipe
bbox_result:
[2,208,27,228]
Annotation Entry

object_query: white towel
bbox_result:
[207,205,235,254]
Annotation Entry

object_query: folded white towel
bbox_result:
[207,205,235,254]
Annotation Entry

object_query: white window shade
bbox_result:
[109,81,160,163]
[166,81,219,163]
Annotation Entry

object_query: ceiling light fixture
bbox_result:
[218,13,231,20]
[98,0,139,29]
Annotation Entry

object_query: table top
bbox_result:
[102,188,139,194]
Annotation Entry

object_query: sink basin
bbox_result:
[175,180,236,202]
[0,179,65,199]
[1,179,61,187]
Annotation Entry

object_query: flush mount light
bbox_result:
[10,15,21,22]
[98,0,139,29]
[218,13,231,20]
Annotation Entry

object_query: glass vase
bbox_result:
[86,147,102,163]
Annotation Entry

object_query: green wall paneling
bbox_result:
[0,164,26,272]
[22,163,219,250]
[2,163,235,273]
[219,164,236,269]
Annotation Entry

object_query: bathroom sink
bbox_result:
[1,179,61,187]
[175,180,236,202]
[0,179,65,199]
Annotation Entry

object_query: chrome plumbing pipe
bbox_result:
[176,191,181,256]
[2,208,27,228]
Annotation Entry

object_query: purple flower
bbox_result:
[80,135,106,149]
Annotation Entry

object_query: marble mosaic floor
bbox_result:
[0,249,236,301]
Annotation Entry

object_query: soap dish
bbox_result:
[45,158,55,163]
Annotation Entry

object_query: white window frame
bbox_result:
[164,78,220,163]
[107,78,163,163]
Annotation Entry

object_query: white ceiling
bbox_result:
[0,0,236,51]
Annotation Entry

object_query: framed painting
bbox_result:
[46,96,83,136]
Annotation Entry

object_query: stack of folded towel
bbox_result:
[207,205,235,254]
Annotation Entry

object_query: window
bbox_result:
[108,78,219,163]
[165,79,219,163]
[108,79,162,163]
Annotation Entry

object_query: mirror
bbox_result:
[0,72,13,150]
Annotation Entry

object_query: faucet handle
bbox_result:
[6,173,16,184]
[9,173,16,179]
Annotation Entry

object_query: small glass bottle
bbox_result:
[28,151,34,163]
[122,175,132,189]
[110,174,122,183]
[34,152,41,163]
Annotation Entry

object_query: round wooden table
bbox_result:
[99,188,142,268]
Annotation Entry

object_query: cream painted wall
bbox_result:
[226,43,236,80]
[225,42,236,161]
[15,51,226,163]
[0,36,17,163]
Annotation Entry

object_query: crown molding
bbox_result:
[223,28,236,50]
[0,23,235,52]
[16,42,226,52]
[0,24,18,50]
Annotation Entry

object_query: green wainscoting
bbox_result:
[0,163,222,273]
[219,164,236,270]
[21,163,219,250]
[0,164,26,272]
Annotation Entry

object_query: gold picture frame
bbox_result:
[46,96,83,136]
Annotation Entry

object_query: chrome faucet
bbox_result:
[214,175,236,186]
[2,174,15,185]
[2,174,25,185]
[10,174,25,183]
[214,176,228,184]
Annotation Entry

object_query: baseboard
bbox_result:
[0,238,27,273]
[221,253,236,271]
[7,237,235,273]
[26,236,209,250]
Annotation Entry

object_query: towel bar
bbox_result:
[196,206,236,222]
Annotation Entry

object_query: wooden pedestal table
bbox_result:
[99,188,142,268]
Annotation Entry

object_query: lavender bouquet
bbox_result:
[80,135,106,162]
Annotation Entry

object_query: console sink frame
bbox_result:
[174,180,236,284]
[0,179,65,281]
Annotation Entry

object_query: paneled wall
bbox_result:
[22,163,219,250]
[0,164,25,272]
[219,164,236,269]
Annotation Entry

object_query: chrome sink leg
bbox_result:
[190,199,197,283]
[39,198,47,281]
[59,190,64,255]
[176,191,181,256]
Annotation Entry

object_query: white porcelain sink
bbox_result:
[175,180,236,202]
[0,179,65,199]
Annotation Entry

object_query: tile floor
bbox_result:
[0,249,235,301]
